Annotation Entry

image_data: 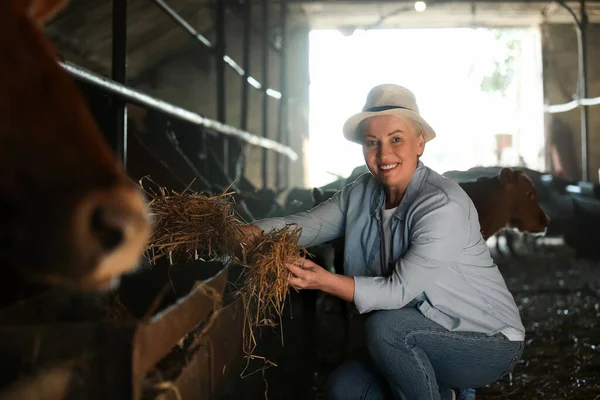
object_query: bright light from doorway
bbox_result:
[307,28,544,188]
[414,1,427,12]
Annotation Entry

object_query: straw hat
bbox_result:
[343,84,437,144]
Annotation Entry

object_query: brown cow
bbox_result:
[0,0,151,293]
[460,168,550,240]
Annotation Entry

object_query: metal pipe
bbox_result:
[556,0,589,181]
[60,62,299,161]
[150,0,281,100]
[215,0,226,124]
[227,0,281,54]
[241,0,251,132]
[216,0,228,176]
[261,0,270,189]
[236,0,252,184]
[151,0,212,48]
[544,95,600,113]
[111,0,128,166]
[578,0,589,182]
[276,0,288,190]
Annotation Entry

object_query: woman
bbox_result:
[241,84,524,400]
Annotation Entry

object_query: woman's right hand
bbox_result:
[238,224,262,250]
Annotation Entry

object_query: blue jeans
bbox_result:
[328,307,524,400]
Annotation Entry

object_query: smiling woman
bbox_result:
[241,84,525,400]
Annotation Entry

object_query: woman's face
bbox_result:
[360,114,425,188]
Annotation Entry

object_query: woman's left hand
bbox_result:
[285,258,331,291]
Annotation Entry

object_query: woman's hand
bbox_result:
[286,258,331,291]
[286,258,355,302]
[238,224,262,245]
[236,224,262,259]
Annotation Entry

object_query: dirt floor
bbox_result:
[230,238,600,400]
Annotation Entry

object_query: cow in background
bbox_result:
[0,0,151,304]
[461,168,550,240]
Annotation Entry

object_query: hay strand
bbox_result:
[196,284,224,338]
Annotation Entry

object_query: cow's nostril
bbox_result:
[90,207,125,252]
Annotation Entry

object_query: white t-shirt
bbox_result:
[370,206,398,277]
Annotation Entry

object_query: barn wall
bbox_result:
[130,16,310,192]
[541,22,600,183]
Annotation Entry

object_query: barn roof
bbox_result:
[45,0,600,83]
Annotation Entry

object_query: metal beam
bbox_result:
[60,62,298,161]
[276,0,288,190]
[216,0,228,176]
[262,0,270,189]
[544,96,600,113]
[241,0,251,133]
[111,0,128,166]
[555,0,590,182]
[236,0,253,184]
[151,0,212,48]
[227,0,281,54]
[579,0,589,182]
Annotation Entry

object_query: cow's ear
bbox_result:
[498,168,515,186]
[12,0,69,24]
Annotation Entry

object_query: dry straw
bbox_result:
[140,178,306,370]
[142,179,243,264]
[237,225,308,374]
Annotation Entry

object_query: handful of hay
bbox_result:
[141,179,306,366]
[237,226,307,359]
[144,183,243,264]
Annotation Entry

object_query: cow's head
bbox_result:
[0,0,151,292]
[498,168,550,234]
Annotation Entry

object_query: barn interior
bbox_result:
[2,0,600,399]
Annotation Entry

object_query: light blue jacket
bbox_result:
[254,161,525,339]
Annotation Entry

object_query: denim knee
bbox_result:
[365,309,422,357]
[327,360,386,400]
[365,310,413,360]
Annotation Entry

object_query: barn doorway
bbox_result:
[307,27,545,188]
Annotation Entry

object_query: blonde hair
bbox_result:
[410,120,425,158]
[410,119,424,138]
